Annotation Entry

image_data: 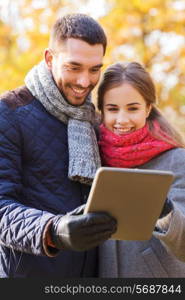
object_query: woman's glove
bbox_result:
[159,198,173,219]
[50,204,117,251]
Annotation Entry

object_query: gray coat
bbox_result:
[98,148,185,278]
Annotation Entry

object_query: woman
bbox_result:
[97,61,185,277]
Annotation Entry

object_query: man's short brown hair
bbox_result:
[49,13,107,55]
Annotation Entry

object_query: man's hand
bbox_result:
[50,204,117,251]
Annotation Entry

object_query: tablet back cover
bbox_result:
[84,167,174,240]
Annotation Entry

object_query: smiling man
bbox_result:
[46,38,104,106]
[0,14,117,278]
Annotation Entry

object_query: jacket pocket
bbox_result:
[142,247,168,277]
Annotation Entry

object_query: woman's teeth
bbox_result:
[114,127,133,134]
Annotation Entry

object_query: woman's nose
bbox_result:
[116,112,129,124]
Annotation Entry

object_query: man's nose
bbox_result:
[76,72,91,88]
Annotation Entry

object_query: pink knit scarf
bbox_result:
[98,122,176,168]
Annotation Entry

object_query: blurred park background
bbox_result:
[0,0,185,133]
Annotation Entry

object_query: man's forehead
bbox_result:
[55,38,104,67]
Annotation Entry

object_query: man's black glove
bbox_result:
[50,204,117,251]
[159,197,173,219]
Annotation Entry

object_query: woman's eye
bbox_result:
[107,108,118,111]
[128,107,138,111]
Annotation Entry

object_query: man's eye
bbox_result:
[71,67,80,71]
[64,66,80,71]
[91,68,100,73]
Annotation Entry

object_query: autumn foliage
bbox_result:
[0,0,185,131]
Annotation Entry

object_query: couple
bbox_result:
[0,13,185,278]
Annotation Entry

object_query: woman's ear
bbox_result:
[147,105,152,118]
[100,111,104,123]
[44,48,53,70]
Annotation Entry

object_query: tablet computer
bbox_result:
[84,167,174,240]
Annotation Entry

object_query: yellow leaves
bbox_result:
[0,0,184,131]
[0,0,59,94]
[0,23,14,48]
[98,0,185,131]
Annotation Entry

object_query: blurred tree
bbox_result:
[0,0,73,92]
[98,0,185,131]
[0,0,185,131]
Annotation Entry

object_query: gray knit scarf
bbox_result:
[25,60,101,185]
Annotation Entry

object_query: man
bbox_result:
[0,14,116,278]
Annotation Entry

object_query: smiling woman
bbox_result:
[102,82,151,135]
[98,62,184,148]
[96,61,185,278]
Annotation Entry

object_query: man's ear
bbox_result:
[44,48,53,70]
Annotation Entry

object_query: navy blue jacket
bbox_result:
[0,86,97,278]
